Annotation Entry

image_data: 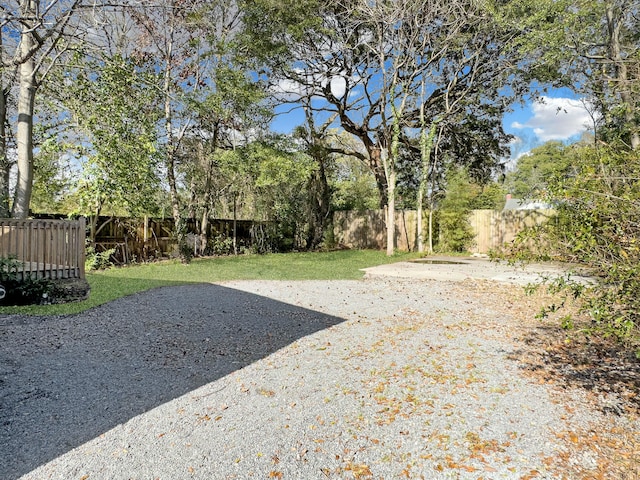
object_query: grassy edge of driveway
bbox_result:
[0,250,422,316]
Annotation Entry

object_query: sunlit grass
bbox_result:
[0,249,422,316]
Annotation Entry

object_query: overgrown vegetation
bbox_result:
[85,246,116,271]
[508,144,640,352]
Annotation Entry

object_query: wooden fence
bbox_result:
[468,209,556,254]
[89,216,256,263]
[333,209,554,254]
[0,217,86,280]
[333,210,420,251]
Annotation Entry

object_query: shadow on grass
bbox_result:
[0,283,346,479]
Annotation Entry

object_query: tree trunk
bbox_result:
[366,145,388,209]
[164,67,180,222]
[12,1,37,218]
[607,4,639,150]
[0,83,10,218]
[417,188,424,253]
[306,157,331,249]
[386,168,396,256]
[428,205,434,254]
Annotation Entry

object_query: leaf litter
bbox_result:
[10,277,639,479]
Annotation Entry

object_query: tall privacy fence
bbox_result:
[332,210,421,251]
[469,209,555,254]
[0,217,86,280]
[333,209,555,253]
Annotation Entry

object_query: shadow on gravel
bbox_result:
[513,326,640,415]
[0,283,346,479]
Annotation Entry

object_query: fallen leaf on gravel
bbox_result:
[258,388,276,397]
[268,471,283,478]
[344,462,373,479]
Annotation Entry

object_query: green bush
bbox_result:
[509,144,640,350]
[208,234,235,255]
[437,168,476,252]
[85,246,116,270]
[0,256,53,305]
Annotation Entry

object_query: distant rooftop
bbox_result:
[503,195,553,211]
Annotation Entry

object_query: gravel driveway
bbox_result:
[0,268,637,479]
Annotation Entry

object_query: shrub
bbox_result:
[0,256,53,305]
[85,245,116,270]
[508,144,640,350]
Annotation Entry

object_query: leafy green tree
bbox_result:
[52,54,161,242]
[505,141,573,199]
[29,138,73,213]
[437,167,482,253]
[472,182,508,210]
[331,155,379,212]
[0,0,85,218]
[180,63,270,249]
[245,138,318,251]
[522,143,640,347]
[504,0,640,149]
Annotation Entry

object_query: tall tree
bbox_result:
[180,62,269,248]
[244,0,523,254]
[0,0,85,218]
[127,0,261,259]
[506,0,640,149]
[55,53,161,242]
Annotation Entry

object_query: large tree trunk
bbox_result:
[12,6,36,219]
[366,145,388,209]
[0,29,9,218]
[386,168,396,256]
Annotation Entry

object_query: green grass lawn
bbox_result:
[0,250,422,316]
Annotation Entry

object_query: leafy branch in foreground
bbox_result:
[508,144,640,351]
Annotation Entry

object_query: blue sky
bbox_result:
[271,87,593,164]
[503,87,593,164]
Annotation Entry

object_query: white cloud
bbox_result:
[512,96,593,142]
[330,76,347,99]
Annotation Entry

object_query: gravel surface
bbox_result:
[0,276,636,479]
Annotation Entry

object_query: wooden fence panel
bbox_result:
[333,209,554,253]
[468,209,555,254]
[0,218,86,280]
[333,210,420,251]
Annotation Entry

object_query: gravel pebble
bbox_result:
[0,278,624,479]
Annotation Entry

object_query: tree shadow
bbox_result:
[510,325,640,415]
[0,283,347,479]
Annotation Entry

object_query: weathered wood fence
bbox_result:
[88,216,256,263]
[469,209,555,254]
[0,218,86,280]
[333,209,554,253]
[333,210,420,251]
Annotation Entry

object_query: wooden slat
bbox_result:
[0,218,86,280]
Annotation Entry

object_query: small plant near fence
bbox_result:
[0,256,53,305]
[85,244,117,271]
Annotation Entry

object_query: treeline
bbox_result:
[1,0,639,341]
